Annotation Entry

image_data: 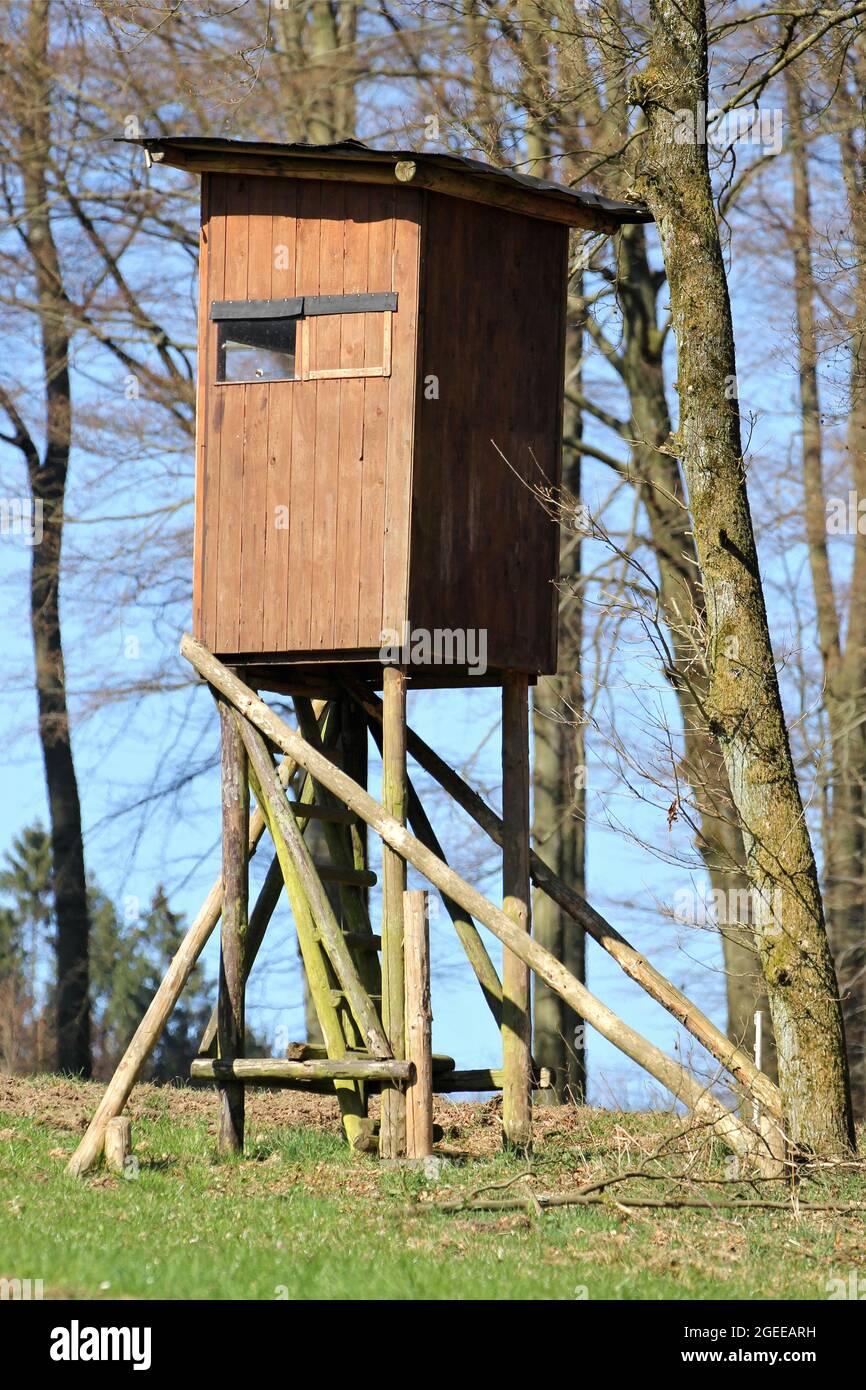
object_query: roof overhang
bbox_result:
[119,137,652,232]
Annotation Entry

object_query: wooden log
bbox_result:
[380,666,408,1159]
[434,1067,556,1093]
[181,637,760,1157]
[104,1117,132,1175]
[404,891,433,1158]
[501,673,532,1152]
[238,714,391,1058]
[191,1057,414,1083]
[344,679,782,1119]
[191,1062,544,1095]
[283,1041,455,1073]
[217,697,248,1155]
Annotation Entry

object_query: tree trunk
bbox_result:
[833,59,866,1119]
[21,0,91,1075]
[533,318,586,1104]
[786,66,865,1117]
[613,224,776,1079]
[631,0,854,1152]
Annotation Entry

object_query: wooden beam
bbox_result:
[66,712,324,1178]
[501,673,532,1152]
[404,891,433,1159]
[217,696,249,1155]
[283,1042,455,1073]
[192,1057,413,1084]
[315,863,377,888]
[344,680,782,1119]
[435,1067,555,1094]
[287,801,356,823]
[182,637,760,1157]
[379,667,408,1159]
[143,147,623,232]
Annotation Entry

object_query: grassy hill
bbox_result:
[1,1074,863,1300]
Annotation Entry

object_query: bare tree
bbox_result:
[630,0,861,1152]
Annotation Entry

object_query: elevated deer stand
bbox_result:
[69,140,784,1176]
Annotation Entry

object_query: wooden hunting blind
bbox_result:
[131,137,648,686]
[72,141,700,1177]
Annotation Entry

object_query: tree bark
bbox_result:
[631,0,853,1151]
[612,225,776,1078]
[532,319,586,1103]
[18,0,91,1075]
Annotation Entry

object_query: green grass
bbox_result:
[1,1076,864,1300]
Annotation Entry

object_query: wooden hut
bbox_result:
[133,137,648,686]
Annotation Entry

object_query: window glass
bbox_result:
[216,318,297,383]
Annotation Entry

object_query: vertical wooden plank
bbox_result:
[501,670,532,1151]
[238,177,273,653]
[358,188,394,647]
[192,174,211,641]
[218,697,249,1155]
[383,189,421,637]
[262,178,298,653]
[215,177,250,654]
[202,175,228,648]
[334,187,369,649]
[286,180,321,650]
[310,183,344,649]
[380,664,407,1159]
[404,889,433,1159]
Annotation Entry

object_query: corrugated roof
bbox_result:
[121,136,652,228]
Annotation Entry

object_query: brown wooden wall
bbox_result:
[193,174,422,659]
[409,193,568,675]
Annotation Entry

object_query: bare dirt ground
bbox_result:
[0,1071,601,1162]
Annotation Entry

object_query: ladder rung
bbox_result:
[330,989,382,1005]
[191,1057,412,1084]
[340,930,382,952]
[314,863,377,888]
[290,801,355,824]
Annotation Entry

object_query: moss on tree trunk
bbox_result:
[631,0,854,1152]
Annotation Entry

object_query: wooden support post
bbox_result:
[218,696,248,1156]
[104,1117,132,1175]
[404,890,433,1158]
[501,672,532,1152]
[380,666,408,1158]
